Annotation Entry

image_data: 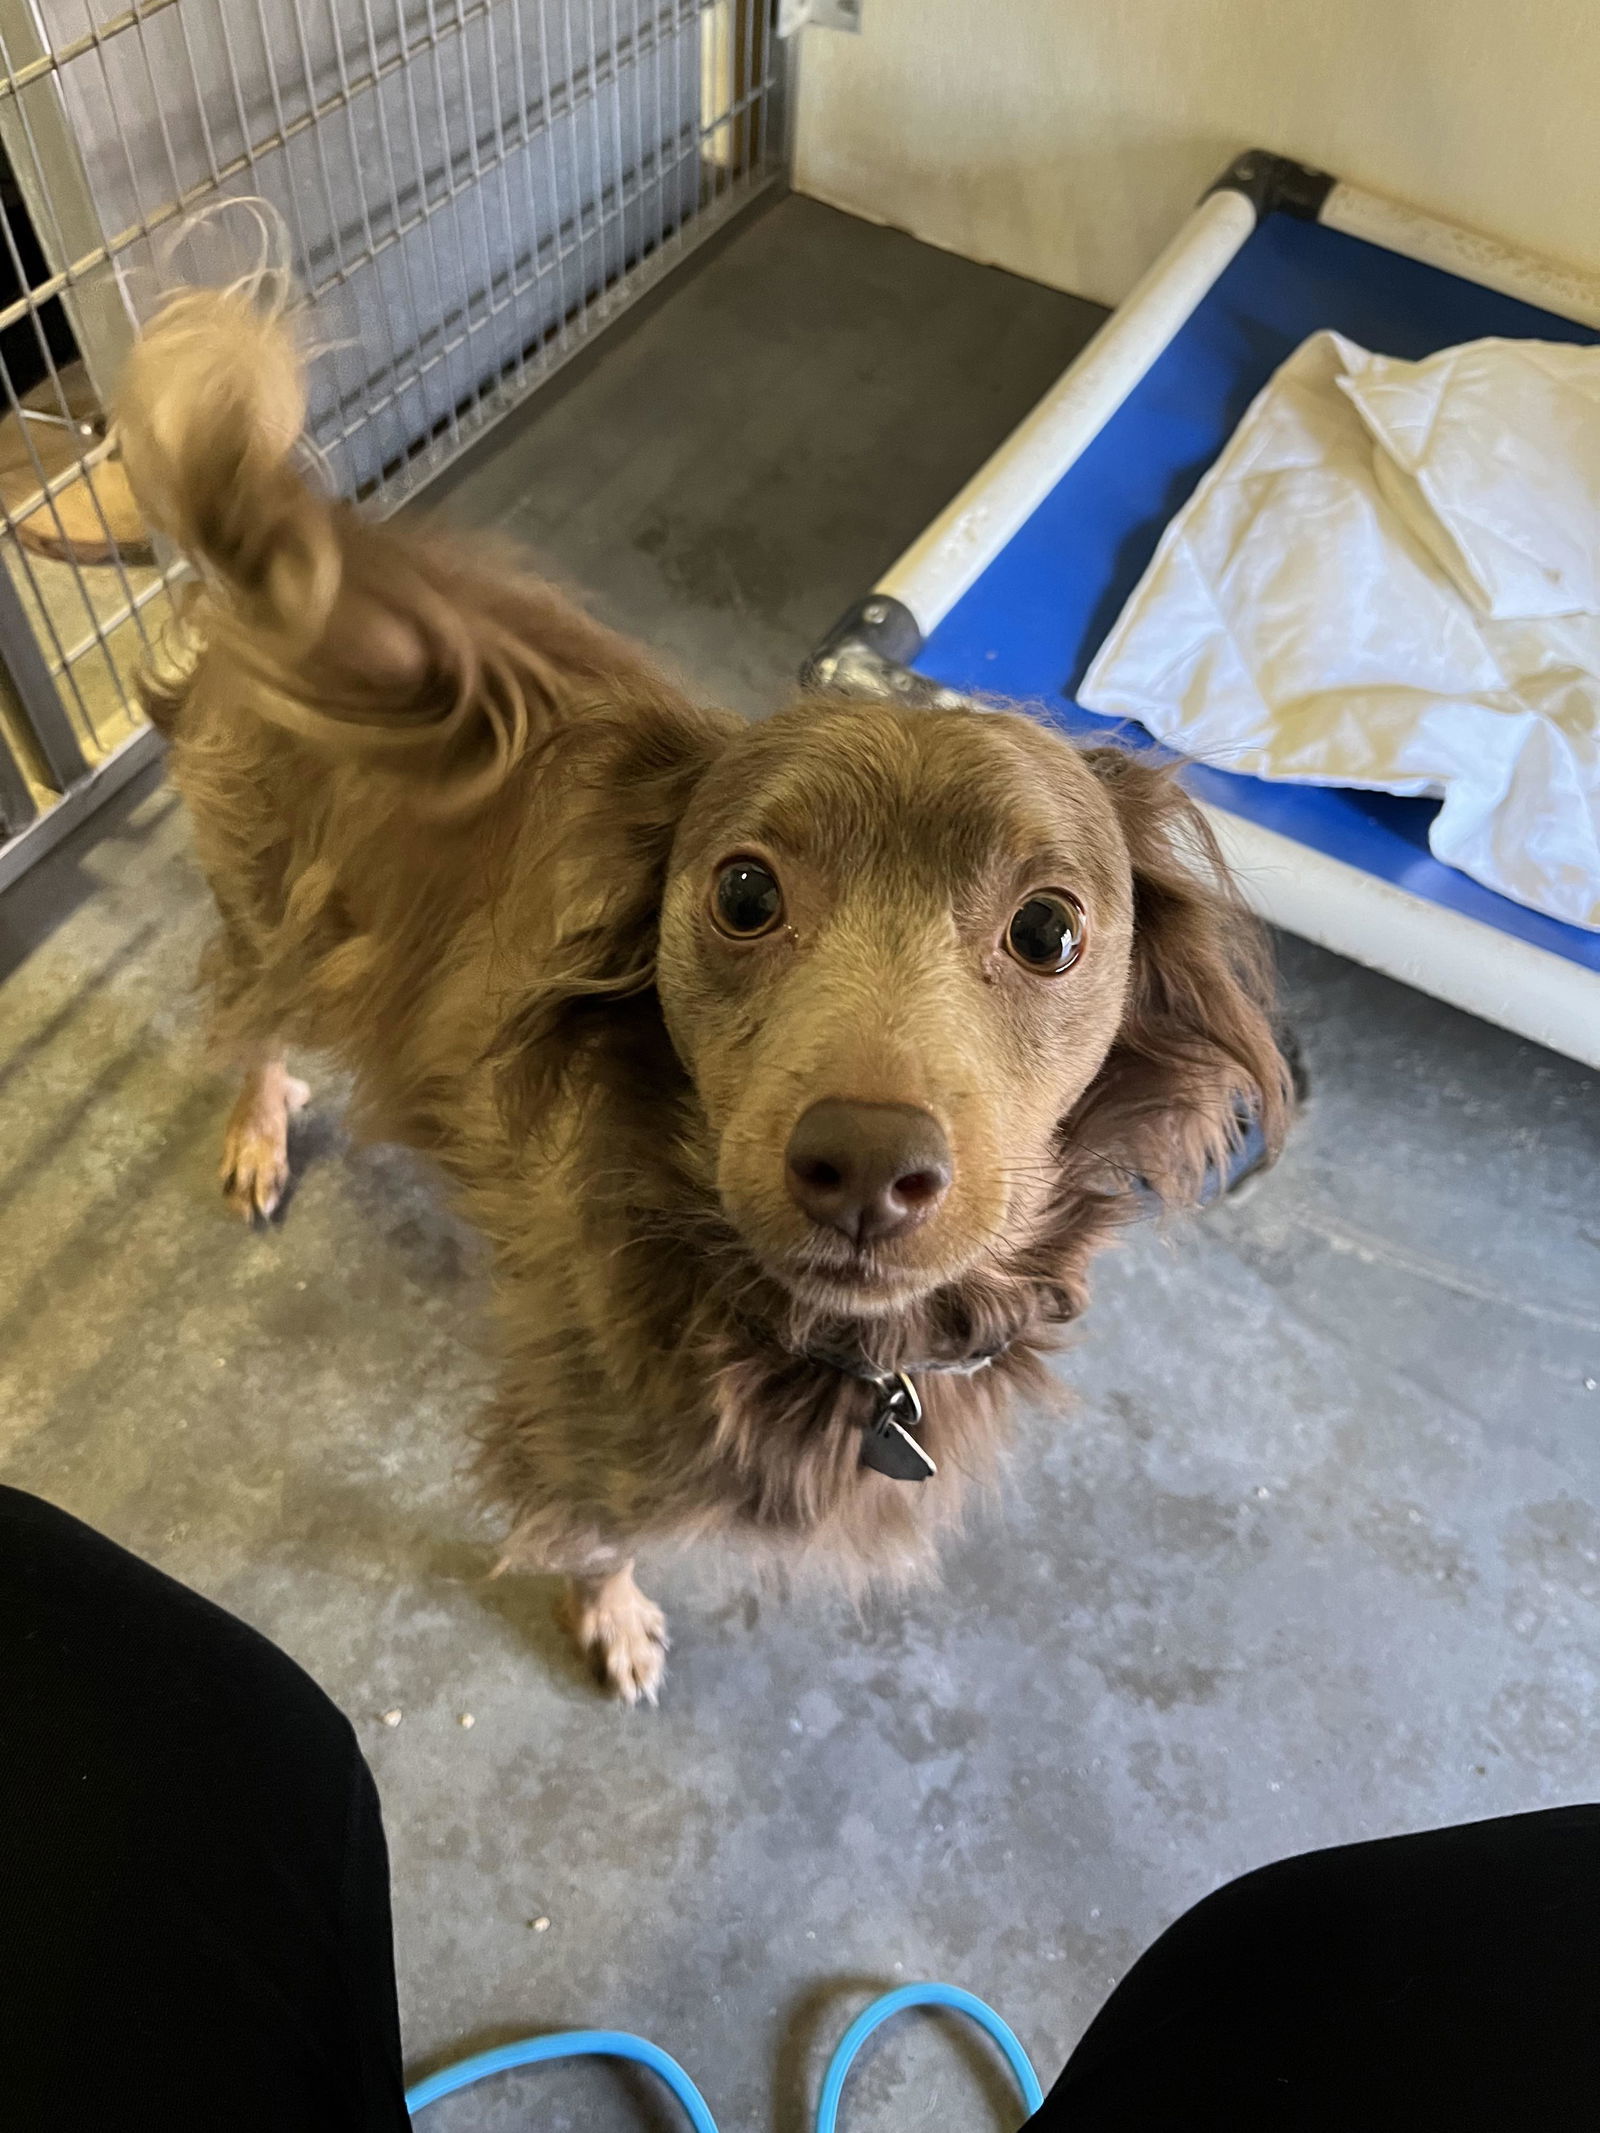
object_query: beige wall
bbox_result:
[792,1,1600,307]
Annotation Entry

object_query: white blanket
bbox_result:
[1079,332,1600,931]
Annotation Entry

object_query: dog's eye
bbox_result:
[1005,890,1086,974]
[711,857,784,938]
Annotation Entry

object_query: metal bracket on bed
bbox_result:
[1206,149,1336,224]
[802,594,970,708]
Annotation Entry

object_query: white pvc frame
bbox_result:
[871,176,1600,1071]
[879,187,1257,631]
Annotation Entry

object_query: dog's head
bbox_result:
[659,698,1132,1314]
[506,690,1289,1321]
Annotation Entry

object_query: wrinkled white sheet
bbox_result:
[1080,331,1600,931]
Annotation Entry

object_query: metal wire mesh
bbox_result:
[0,0,783,879]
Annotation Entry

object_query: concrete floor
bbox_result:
[4,194,1599,2129]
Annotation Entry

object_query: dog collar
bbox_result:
[803,1344,1006,1483]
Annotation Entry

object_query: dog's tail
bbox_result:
[116,283,341,665]
[116,278,613,808]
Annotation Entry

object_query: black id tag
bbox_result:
[859,1372,936,1481]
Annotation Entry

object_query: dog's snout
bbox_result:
[785,1099,952,1246]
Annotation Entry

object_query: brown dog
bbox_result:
[117,286,1289,1701]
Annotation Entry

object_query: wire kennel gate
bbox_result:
[0,0,785,889]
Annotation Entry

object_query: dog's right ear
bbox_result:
[488,694,738,1141]
[1072,745,1291,1204]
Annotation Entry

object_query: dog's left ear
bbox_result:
[490,692,737,1140]
[1072,746,1292,1203]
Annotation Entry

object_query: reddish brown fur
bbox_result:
[118,286,1290,1698]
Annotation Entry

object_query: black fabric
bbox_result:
[1028,1804,1600,2131]
[0,1486,408,2132]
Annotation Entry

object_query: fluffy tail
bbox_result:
[116,280,604,809]
[117,285,339,657]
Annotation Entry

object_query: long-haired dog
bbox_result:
[116,283,1290,1702]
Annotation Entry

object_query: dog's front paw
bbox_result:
[219,1065,310,1222]
[560,1568,670,1707]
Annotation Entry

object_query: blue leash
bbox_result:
[815,1981,1045,2131]
[406,1981,1045,2128]
[404,2030,719,2130]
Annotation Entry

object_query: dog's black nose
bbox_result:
[785,1099,952,1246]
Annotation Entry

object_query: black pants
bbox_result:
[1,1487,409,2132]
[1025,1807,1600,2129]
[4,1487,1595,2131]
